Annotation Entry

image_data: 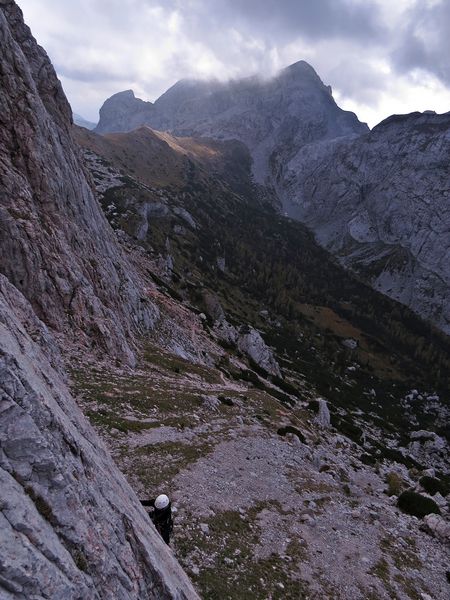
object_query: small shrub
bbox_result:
[72,549,89,572]
[218,395,234,406]
[277,425,306,444]
[385,471,405,497]
[397,490,441,518]
[342,484,351,496]
[270,374,299,397]
[419,475,450,497]
[308,400,320,413]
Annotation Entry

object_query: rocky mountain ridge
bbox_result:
[95,66,450,335]
[283,110,450,335]
[95,61,368,184]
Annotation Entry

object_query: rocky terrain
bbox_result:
[75,121,450,598]
[0,274,198,599]
[1,1,449,598]
[73,356,450,599]
[95,66,450,336]
[283,111,450,336]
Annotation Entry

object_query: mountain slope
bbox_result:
[95,70,449,335]
[77,122,450,402]
[283,110,450,334]
[75,122,450,599]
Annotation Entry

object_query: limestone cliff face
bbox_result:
[0,0,156,364]
[283,111,450,334]
[0,274,198,600]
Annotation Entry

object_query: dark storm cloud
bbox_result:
[206,0,386,42]
[391,1,450,85]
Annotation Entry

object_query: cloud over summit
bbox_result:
[19,0,450,127]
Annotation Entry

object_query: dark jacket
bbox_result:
[141,499,173,545]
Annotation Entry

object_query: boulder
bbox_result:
[423,513,450,543]
[237,327,281,378]
[315,398,331,428]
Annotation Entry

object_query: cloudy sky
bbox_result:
[19,0,450,127]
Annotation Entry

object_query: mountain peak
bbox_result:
[284,59,318,74]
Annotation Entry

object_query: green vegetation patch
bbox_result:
[419,475,450,497]
[143,344,222,384]
[397,490,441,518]
[385,471,407,497]
[380,535,422,570]
[85,410,159,433]
[129,440,213,492]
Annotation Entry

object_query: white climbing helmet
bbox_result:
[155,494,170,509]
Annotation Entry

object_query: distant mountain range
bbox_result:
[73,112,96,130]
[95,65,450,335]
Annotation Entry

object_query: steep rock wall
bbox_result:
[0,274,199,599]
[0,0,156,364]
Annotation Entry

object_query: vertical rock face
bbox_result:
[0,0,156,363]
[0,275,199,600]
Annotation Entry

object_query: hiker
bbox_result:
[141,494,173,545]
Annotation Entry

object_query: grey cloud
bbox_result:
[207,0,386,42]
[391,1,450,85]
[18,0,450,125]
[326,59,389,105]
[55,64,135,84]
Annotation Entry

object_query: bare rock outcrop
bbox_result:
[0,274,198,599]
[423,513,450,543]
[315,398,331,429]
[236,326,282,378]
[0,0,156,364]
